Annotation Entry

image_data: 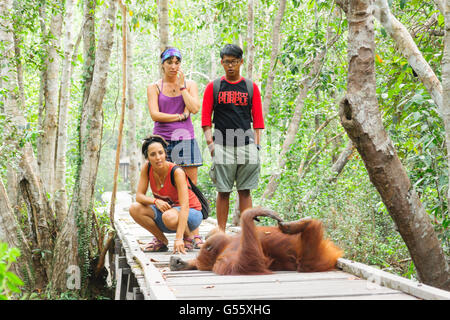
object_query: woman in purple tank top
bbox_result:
[147,47,204,249]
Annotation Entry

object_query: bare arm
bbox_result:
[173,168,190,254]
[180,80,201,114]
[135,162,171,212]
[202,126,214,156]
[254,128,262,146]
[147,83,184,122]
[135,162,153,205]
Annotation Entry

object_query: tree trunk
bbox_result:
[209,21,216,79]
[110,2,128,227]
[0,179,34,286]
[127,26,138,200]
[81,0,96,107]
[373,0,450,211]
[0,0,54,288]
[246,0,255,79]
[51,0,118,292]
[158,0,169,52]
[329,140,354,183]
[341,0,450,290]
[373,0,442,109]
[38,1,63,196]
[36,5,47,172]
[54,0,75,227]
[19,144,56,283]
[434,0,445,14]
[261,0,286,117]
[442,0,450,217]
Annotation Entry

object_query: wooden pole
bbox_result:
[110,0,127,229]
[95,0,126,277]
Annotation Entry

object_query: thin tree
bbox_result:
[127,22,139,201]
[0,0,54,288]
[339,0,450,290]
[110,1,128,228]
[158,0,169,52]
[443,0,450,212]
[54,0,75,226]
[51,0,118,292]
[262,0,286,117]
[38,0,63,196]
[246,0,255,79]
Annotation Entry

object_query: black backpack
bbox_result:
[147,163,210,219]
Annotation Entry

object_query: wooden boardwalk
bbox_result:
[106,191,450,300]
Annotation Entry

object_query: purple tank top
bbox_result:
[153,81,195,141]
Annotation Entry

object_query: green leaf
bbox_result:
[6,272,24,286]
[400,0,407,9]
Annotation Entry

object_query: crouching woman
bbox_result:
[129,135,203,254]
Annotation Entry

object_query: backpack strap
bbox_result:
[170,165,183,187]
[170,165,197,190]
[244,77,253,107]
[212,77,222,109]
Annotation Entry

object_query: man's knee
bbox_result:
[218,192,231,199]
[238,189,251,198]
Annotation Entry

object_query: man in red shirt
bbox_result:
[202,44,264,231]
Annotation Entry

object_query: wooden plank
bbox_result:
[311,293,418,300]
[114,213,176,300]
[165,271,353,286]
[169,278,405,300]
[337,258,450,300]
[114,262,124,300]
[143,252,199,265]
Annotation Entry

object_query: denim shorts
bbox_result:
[166,139,203,167]
[151,205,202,233]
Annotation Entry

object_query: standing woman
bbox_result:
[129,136,203,253]
[147,47,202,182]
[147,47,204,248]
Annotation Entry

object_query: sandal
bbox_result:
[142,237,168,252]
[183,237,194,252]
[193,235,204,249]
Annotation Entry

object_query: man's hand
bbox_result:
[207,142,215,157]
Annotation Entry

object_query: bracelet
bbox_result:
[174,238,183,241]
[153,198,158,205]
[178,114,183,121]
[180,86,186,91]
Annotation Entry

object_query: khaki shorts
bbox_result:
[209,143,260,192]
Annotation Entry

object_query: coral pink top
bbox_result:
[149,163,201,211]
